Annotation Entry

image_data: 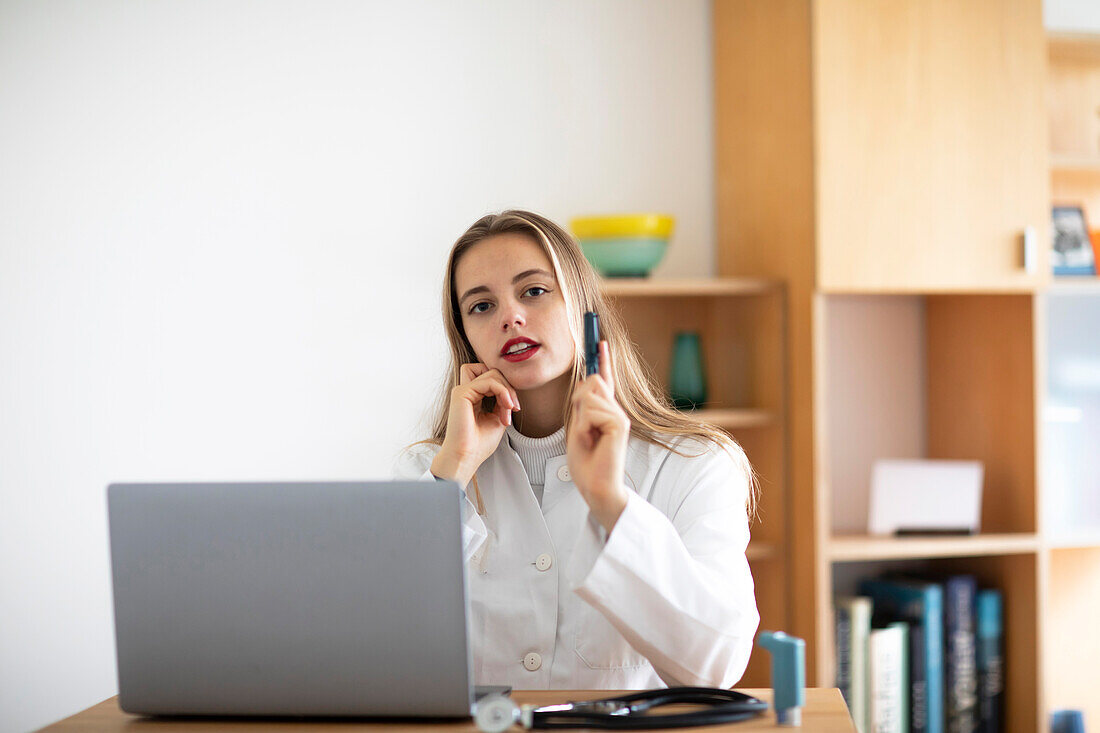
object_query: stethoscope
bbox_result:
[473,687,769,732]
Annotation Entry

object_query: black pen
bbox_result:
[584,311,600,377]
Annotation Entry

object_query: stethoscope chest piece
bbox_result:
[473,694,521,733]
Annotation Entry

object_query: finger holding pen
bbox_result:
[568,339,630,532]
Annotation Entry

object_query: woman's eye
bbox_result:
[467,287,547,315]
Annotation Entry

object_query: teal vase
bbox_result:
[669,331,707,410]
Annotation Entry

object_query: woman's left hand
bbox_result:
[566,340,630,533]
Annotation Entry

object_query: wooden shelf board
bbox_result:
[1046,530,1100,550]
[1044,277,1100,294]
[1051,155,1100,172]
[828,533,1040,562]
[818,284,1038,296]
[682,407,778,429]
[600,277,781,297]
[747,542,780,562]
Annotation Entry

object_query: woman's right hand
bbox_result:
[431,363,521,487]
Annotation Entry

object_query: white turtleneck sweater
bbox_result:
[504,423,566,507]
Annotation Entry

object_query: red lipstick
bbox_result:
[501,337,540,362]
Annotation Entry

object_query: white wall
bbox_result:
[0,2,715,730]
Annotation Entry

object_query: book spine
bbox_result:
[976,590,1003,733]
[869,623,907,733]
[909,623,927,733]
[837,604,854,710]
[837,597,873,733]
[895,622,910,733]
[924,586,945,733]
[945,576,978,733]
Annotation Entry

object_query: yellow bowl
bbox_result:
[570,214,675,239]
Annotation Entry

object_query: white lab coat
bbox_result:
[393,431,759,690]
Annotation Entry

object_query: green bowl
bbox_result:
[578,237,668,277]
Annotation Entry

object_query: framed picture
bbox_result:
[1051,205,1097,276]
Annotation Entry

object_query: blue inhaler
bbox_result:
[584,311,600,377]
[758,630,806,727]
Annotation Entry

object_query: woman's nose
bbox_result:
[500,305,525,330]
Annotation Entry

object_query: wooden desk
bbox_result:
[40,690,855,732]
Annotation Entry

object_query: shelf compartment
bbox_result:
[829,553,1039,731]
[1046,546,1100,728]
[829,532,1040,562]
[822,294,1038,537]
[604,287,786,413]
[1043,293,1100,542]
[1048,33,1100,161]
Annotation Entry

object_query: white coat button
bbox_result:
[523,652,542,671]
[556,466,571,482]
[535,553,553,571]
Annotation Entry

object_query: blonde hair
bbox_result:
[410,209,756,516]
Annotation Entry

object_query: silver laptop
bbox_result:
[107,480,486,718]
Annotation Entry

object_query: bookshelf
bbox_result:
[599,276,788,688]
[712,2,1095,730]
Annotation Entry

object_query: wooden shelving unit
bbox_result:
[600,275,787,688]
[705,7,1100,728]
[713,2,1063,729]
[1042,31,1100,730]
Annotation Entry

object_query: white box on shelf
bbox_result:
[868,459,983,536]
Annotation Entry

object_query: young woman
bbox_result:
[395,210,759,690]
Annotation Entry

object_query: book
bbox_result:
[859,578,945,733]
[944,575,979,733]
[836,596,873,733]
[909,624,928,733]
[975,590,1003,733]
[837,606,853,714]
[869,621,909,733]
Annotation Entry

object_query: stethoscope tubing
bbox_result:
[527,687,768,729]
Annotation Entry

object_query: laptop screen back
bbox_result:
[108,481,473,717]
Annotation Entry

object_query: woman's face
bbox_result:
[454,233,576,390]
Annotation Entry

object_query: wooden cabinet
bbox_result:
[713,2,1100,731]
[716,0,1051,294]
[814,0,1051,291]
[600,278,787,688]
